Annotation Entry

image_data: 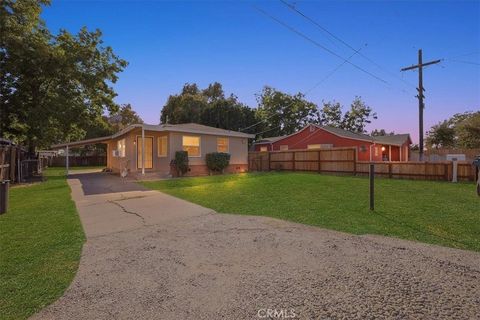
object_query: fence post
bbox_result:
[292,151,296,171]
[66,145,69,176]
[267,151,271,171]
[369,163,375,211]
[388,163,393,178]
[353,148,357,176]
[444,163,448,181]
[318,150,322,173]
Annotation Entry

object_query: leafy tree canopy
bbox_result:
[160,82,257,133]
[254,86,319,138]
[426,111,480,149]
[1,0,127,150]
[318,96,377,133]
[106,103,144,133]
[371,129,395,136]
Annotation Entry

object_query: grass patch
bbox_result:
[0,168,85,320]
[142,172,480,251]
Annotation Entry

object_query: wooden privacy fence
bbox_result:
[0,143,22,183]
[248,147,476,182]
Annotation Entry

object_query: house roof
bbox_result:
[372,134,412,146]
[141,123,255,139]
[254,135,289,144]
[253,124,411,147]
[51,123,254,148]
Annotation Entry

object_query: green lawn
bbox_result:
[142,172,480,251]
[0,168,85,320]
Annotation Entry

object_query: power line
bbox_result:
[304,44,366,95]
[279,0,416,90]
[253,125,282,136]
[447,59,480,66]
[445,51,480,59]
[253,5,389,85]
[240,113,277,132]
[241,43,366,132]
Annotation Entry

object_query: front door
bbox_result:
[137,136,153,169]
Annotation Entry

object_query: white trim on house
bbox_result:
[136,135,154,170]
[157,135,168,157]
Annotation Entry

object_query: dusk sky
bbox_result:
[42,0,480,143]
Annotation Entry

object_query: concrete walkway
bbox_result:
[65,171,213,238]
[33,172,480,319]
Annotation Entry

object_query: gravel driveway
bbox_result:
[33,172,480,320]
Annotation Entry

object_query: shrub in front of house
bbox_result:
[206,152,231,174]
[172,151,189,177]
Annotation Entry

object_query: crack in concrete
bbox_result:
[109,200,146,224]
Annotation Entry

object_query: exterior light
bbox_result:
[381,146,386,152]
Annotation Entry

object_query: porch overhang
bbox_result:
[50,136,112,149]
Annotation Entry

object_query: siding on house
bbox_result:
[107,129,249,175]
[52,123,253,177]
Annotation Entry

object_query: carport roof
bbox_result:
[51,136,112,149]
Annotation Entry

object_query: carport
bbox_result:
[51,136,112,174]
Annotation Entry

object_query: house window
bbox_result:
[217,137,229,153]
[260,146,268,152]
[375,146,379,157]
[157,136,167,157]
[183,135,201,157]
[307,144,321,150]
[117,139,126,157]
[279,145,288,151]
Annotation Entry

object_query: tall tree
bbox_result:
[318,101,343,128]
[371,129,395,136]
[425,120,456,149]
[160,85,207,124]
[1,0,127,150]
[160,82,257,133]
[454,111,480,148]
[107,103,143,132]
[255,86,319,137]
[426,111,480,149]
[318,97,377,133]
[341,97,377,133]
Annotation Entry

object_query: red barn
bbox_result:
[252,124,412,162]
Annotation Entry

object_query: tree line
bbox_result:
[160,82,378,138]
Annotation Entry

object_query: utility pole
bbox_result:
[401,49,441,161]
